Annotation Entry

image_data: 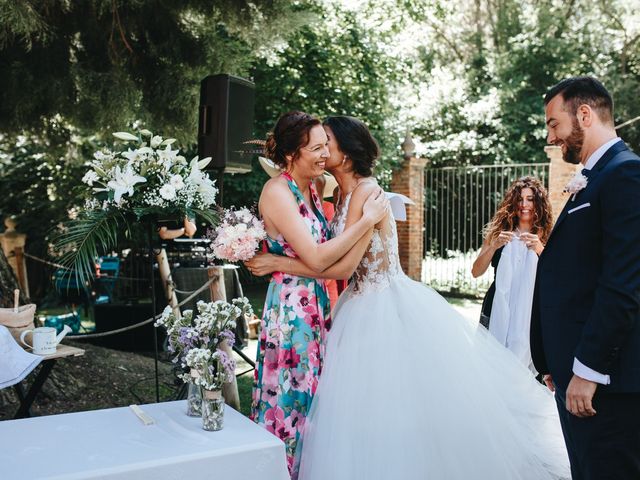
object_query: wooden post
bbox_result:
[208,266,241,411]
[390,131,428,281]
[156,249,180,318]
[545,145,578,223]
[0,217,30,298]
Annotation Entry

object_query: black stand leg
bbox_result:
[232,344,255,368]
[13,360,56,419]
[175,381,188,400]
[148,224,160,403]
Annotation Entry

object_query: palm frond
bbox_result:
[52,209,126,288]
[192,207,219,227]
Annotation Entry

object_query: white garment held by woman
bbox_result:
[489,234,539,374]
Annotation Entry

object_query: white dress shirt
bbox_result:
[572,137,622,385]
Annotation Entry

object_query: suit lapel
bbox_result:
[546,140,628,244]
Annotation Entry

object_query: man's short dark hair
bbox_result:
[544,76,614,125]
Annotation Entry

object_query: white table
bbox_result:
[0,400,290,480]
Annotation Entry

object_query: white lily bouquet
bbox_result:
[53,129,218,283]
[207,207,266,262]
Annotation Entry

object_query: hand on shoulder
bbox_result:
[351,180,388,226]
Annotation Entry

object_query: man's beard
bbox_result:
[559,117,584,165]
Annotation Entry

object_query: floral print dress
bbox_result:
[251,172,332,479]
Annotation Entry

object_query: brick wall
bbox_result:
[391,145,573,282]
[391,155,428,280]
[544,145,578,222]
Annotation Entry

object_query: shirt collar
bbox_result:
[583,137,622,170]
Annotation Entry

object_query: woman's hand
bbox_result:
[184,217,197,238]
[362,188,389,226]
[158,226,185,240]
[520,232,544,255]
[491,231,514,250]
[157,217,197,240]
[245,252,279,277]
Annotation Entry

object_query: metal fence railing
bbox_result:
[423,163,550,296]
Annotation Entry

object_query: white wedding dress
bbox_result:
[297,189,570,480]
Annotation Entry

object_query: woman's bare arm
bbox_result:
[247,181,383,279]
[259,178,387,273]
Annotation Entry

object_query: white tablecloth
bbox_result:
[0,400,290,480]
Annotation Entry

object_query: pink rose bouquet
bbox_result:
[207,207,266,262]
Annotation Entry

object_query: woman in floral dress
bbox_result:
[249,111,387,479]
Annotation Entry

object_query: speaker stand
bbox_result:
[147,223,160,403]
[216,168,225,206]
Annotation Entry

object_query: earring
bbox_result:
[342,156,347,166]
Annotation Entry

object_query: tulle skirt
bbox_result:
[298,274,570,480]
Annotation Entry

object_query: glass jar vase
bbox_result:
[201,389,224,431]
[186,370,202,417]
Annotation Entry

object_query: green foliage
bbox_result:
[224,2,409,204]
[52,208,126,288]
[406,0,640,166]
[0,0,311,140]
[0,123,88,254]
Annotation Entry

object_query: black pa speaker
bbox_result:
[198,74,255,174]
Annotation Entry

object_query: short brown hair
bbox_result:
[264,111,321,169]
[544,76,614,125]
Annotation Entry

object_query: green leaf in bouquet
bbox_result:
[192,207,219,227]
[93,164,107,177]
[52,209,128,288]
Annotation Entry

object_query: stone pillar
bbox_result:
[545,146,578,223]
[0,217,30,297]
[391,131,428,281]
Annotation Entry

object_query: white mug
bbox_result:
[20,327,59,355]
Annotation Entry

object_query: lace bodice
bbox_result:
[330,189,403,295]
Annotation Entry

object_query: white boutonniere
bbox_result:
[564,171,588,201]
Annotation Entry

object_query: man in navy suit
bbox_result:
[531,76,640,479]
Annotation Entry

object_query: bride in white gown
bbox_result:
[247,116,570,479]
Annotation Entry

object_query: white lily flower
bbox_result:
[107,165,147,203]
[189,158,202,180]
[157,144,179,167]
[161,138,177,146]
[113,132,139,141]
[122,146,153,162]
[169,174,185,190]
[198,156,213,169]
[139,129,152,137]
[150,135,163,148]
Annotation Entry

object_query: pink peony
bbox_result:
[207,207,266,262]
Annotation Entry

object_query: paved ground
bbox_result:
[446,296,483,323]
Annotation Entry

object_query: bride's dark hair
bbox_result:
[484,176,553,244]
[265,111,321,169]
[323,116,379,177]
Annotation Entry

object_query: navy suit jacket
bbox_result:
[531,141,640,393]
